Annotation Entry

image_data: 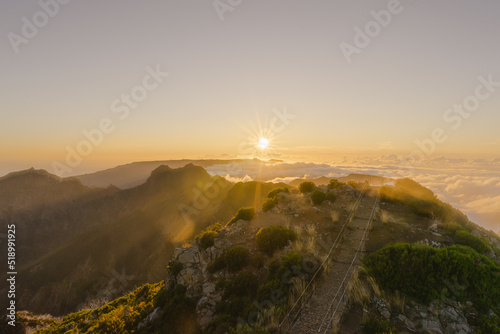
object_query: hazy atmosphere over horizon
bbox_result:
[3,2,500,332]
[1,1,499,231]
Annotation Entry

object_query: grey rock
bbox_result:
[420,318,442,334]
[381,308,391,320]
[178,247,200,264]
[146,307,162,323]
[203,282,215,295]
[173,247,184,258]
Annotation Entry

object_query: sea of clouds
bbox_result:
[205,157,500,233]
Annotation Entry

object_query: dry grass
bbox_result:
[347,267,382,307]
[378,209,389,224]
[388,290,406,314]
[79,295,110,310]
[292,225,317,256]
[330,211,339,223]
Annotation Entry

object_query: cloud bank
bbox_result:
[205,157,500,232]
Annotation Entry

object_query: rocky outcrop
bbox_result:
[375,296,475,334]
[166,222,256,328]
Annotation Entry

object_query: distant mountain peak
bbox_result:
[0,167,62,183]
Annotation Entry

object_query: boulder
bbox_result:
[420,319,443,334]
[203,282,216,295]
[178,246,200,264]
[146,307,162,323]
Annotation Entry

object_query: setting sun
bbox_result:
[258,138,269,149]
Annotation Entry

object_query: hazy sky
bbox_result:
[1,0,500,175]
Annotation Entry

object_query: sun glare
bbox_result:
[258,138,269,149]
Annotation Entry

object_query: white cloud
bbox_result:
[204,157,500,232]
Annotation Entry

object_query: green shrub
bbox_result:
[198,230,218,249]
[267,259,281,279]
[380,178,471,225]
[311,189,326,205]
[230,324,270,334]
[347,181,358,189]
[325,192,337,203]
[362,317,398,334]
[275,252,302,287]
[257,279,286,303]
[328,179,343,189]
[454,230,490,254]
[256,225,298,255]
[224,270,259,297]
[299,181,316,194]
[251,254,265,269]
[364,243,500,312]
[262,197,278,213]
[168,262,183,277]
[205,314,235,334]
[267,187,289,198]
[442,221,465,236]
[475,315,500,334]
[207,253,227,274]
[154,285,198,334]
[225,246,250,272]
[227,207,256,226]
[96,313,124,334]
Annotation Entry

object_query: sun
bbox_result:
[258,138,269,149]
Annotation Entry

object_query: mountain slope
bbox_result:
[74,159,241,189]
[16,178,500,334]
[6,164,231,315]
[1,165,292,317]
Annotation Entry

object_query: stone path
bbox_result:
[283,192,378,334]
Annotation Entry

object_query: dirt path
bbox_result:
[283,192,379,334]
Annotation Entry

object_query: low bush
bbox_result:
[198,230,218,249]
[325,192,337,203]
[311,189,326,205]
[256,225,298,255]
[362,317,399,334]
[262,197,278,212]
[227,207,256,226]
[224,246,250,272]
[257,279,286,303]
[275,252,302,287]
[299,181,316,194]
[207,253,227,274]
[95,313,124,334]
[347,181,358,189]
[205,314,235,334]
[475,315,500,334]
[224,271,259,298]
[168,262,183,277]
[442,221,465,236]
[328,179,342,189]
[149,284,199,334]
[380,179,471,225]
[267,187,289,198]
[37,283,168,334]
[251,254,265,269]
[207,246,251,273]
[364,243,500,312]
[454,230,490,254]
